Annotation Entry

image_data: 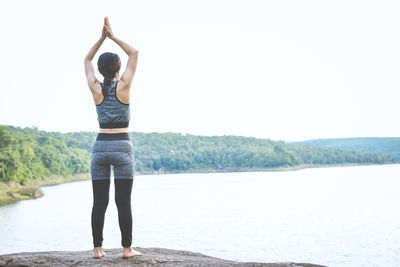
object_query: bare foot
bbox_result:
[122,247,142,258]
[93,246,106,259]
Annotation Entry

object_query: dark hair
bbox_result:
[97,52,121,96]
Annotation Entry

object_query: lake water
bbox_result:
[0,164,399,266]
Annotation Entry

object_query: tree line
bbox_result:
[0,125,90,184]
[297,137,400,161]
[0,125,393,184]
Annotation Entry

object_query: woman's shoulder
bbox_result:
[115,80,130,105]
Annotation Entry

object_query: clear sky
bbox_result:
[0,0,398,141]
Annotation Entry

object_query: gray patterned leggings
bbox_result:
[90,133,135,248]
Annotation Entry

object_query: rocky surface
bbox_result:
[0,247,326,267]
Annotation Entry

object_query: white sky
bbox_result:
[0,0,398,141]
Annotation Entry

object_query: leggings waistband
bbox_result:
[96,133,131,141]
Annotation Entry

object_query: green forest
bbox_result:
[0,126,90,184]
[0,125,394,185]
[297,137,400,161]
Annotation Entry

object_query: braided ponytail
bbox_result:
[102,76,114,96]
[97,52,121,97]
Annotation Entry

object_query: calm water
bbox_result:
[0,164,399,266]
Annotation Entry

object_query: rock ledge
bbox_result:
[0,247,327,267]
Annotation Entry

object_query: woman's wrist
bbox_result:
[109,35,117,42]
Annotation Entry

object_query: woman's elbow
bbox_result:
[129,49,139,57]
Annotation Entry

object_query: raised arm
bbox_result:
[104,17,139,91]
[84,23,107,93]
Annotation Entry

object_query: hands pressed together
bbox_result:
[102,16,114,39]
[85,15,138,88]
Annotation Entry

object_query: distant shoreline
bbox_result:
[0,162,397,206]
[136,162,395,175]
[0,174,90,206]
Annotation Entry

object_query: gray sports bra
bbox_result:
[96,80,130,128]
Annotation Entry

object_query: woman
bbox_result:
[84,17,141,259]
